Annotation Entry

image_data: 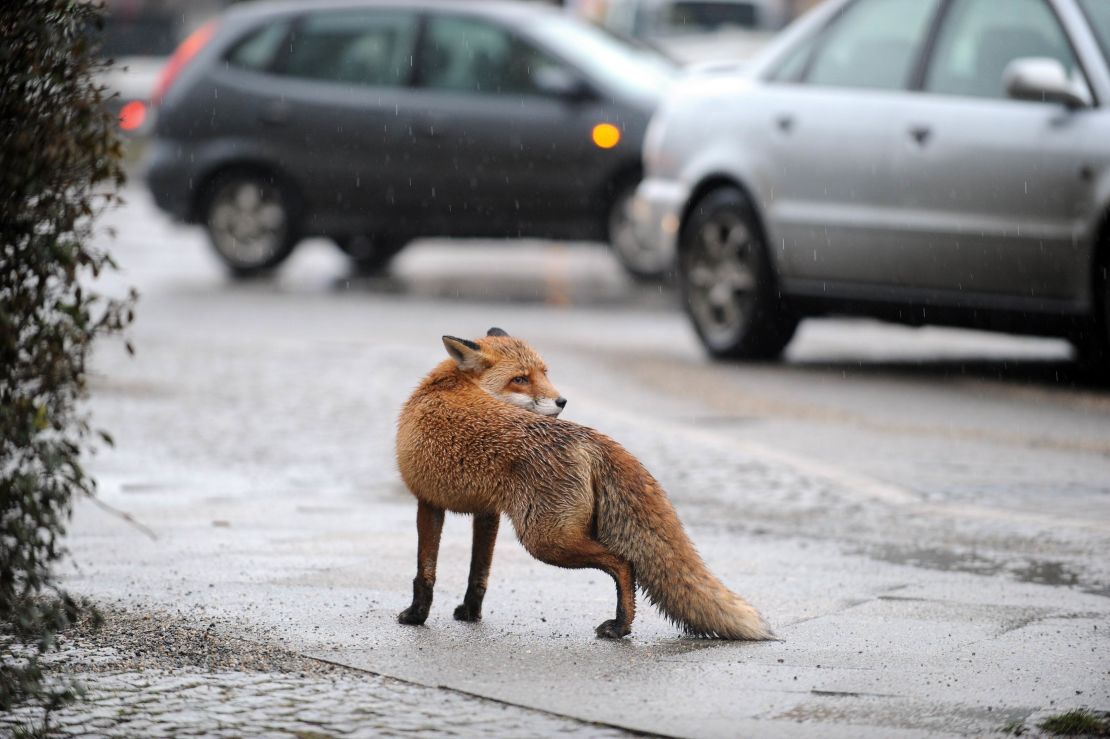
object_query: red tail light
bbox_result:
[119,100,147,131]
[152,20,217,106]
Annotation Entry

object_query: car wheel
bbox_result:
[337,234,407,276]
[607,183,669,281]
[1076,250,1110,371]
[202,172,298,277]
[678,188,796,359]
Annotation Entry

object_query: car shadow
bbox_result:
[791,356,1110,393]
[333,265,676,311]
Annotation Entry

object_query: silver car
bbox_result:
[635,0,1110,365]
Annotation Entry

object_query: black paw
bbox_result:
[453,603,482,622]
[595,619,631,639]
[398,606,428,625]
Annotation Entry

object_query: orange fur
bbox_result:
[395,329,771,640]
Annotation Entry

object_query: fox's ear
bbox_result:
[486,327,509,337]
[442,335,486,372]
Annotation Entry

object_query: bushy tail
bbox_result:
[595,454,772,640]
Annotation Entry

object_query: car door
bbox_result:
[762,0,944,289]
[408,13,602,238]
[889,0,1096,304]
[245,9,421,236]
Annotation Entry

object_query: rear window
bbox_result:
[227,21,290,72]
[280,10,418,88]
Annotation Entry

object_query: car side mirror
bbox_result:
[533,66,594,102]
[1004,57,1090,109]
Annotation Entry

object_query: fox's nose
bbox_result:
[555,397,567,409]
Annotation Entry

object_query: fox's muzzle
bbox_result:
[535,396,566,417]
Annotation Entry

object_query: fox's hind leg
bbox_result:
[594,551,636,639]
[531,534,636,639]
[398,500,444,626]
[454,513,499,622]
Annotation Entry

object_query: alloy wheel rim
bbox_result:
[685,212,757,347]
[208,181,286,267]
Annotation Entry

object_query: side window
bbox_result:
[281,11,417,87]
[417,16,556,96]
[925,0,1081,100]
[227,21,290,72]
[804,0,940,91]
[767,31,819,83]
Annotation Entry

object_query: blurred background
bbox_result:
[93,0,1110,373]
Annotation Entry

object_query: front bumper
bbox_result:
[632,177,688,268]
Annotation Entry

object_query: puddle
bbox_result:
[859,545,1110,598]
[1011,560,1080,589]
[686,415,760,426]
[295,505,353,515]
[774,696,1031,736]
[120,482,177,494]
[88,376,175,399]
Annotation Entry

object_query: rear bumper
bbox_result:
[632,177,687,267]
[143,138,196,222]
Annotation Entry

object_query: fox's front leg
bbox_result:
[398,500,444,626]
[454,513,499,622]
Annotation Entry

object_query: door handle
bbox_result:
[258,99,291,126]
[909,125,932,146]
[775,114,795,134]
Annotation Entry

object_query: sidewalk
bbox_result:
[2,607,633,738]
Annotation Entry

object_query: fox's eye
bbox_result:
[512,375,529,385]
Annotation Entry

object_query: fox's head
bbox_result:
[442,328,567,418]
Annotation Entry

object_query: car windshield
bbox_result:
[527,15,678,101]
[1078,0,1110,63]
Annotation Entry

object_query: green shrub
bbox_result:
[1040,709,1110,737]
[1,0,134,715]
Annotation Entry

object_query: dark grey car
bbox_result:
[145,0,676,277]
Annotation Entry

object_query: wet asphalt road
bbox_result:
[64,186,1110,737]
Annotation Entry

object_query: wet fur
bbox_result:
[395,331,771,639]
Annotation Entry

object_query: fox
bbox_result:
[394,327,772,640]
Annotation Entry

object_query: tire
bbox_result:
[337,233,408,276]
[678,188,797,359]
[202,171,298,277]
[1075,250,1110,373]
[607,182,670,281]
